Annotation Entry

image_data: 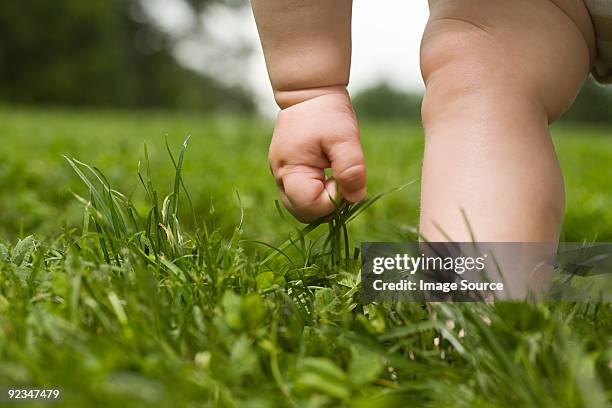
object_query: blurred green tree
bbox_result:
[352,83,422,121]
[0,0,253,111]
[562,77,612,124]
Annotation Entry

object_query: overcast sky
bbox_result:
[146,0,430,114]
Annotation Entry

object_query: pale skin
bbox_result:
[251,0,596,292]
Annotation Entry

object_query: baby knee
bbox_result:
[420,21,515,126]
[420,1,593,123]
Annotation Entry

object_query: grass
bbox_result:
[0,106,611,407]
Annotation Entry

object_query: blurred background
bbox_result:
[1,0,612,242]
[3,0,612,119]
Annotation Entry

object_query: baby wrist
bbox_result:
[273,85,349,110]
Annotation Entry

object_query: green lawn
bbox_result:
[0,106,610,407]
[1,107,611,242]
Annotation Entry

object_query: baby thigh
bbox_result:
[418,0,594,243]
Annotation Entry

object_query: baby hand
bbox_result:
[269,89,366,222]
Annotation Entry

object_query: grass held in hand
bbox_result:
[0,136,610,407]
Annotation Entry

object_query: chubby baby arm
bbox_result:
[252,0,366,222]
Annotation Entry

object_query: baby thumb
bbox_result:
[327,140,367,202]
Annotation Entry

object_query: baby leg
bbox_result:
[419,0,595,243]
